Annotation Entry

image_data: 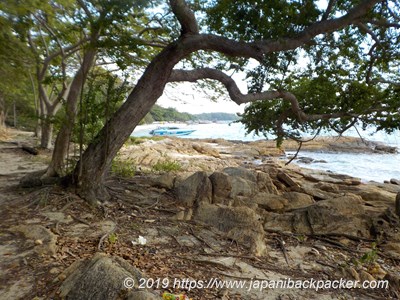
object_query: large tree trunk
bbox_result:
[72,39,189,203]
[45,49,97,177]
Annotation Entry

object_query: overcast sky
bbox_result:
[156,68,250,114]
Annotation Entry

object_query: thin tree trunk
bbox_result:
[45,49,97,177]
[72,40,187,203]
[13,101,17,128]
[0,95,5,128]
[40,117,53,149]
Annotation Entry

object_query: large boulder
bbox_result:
[175,171,212,207]
[282,192,315,210]
[253,193,288,212]
[209,172,232,205]
[223,167,257,182]
[58,253,159,300]
[229,176,257,198]
[256,172,279,195]
[194,203,266,255]
[264,194,371,238]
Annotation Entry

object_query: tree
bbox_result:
[69,0,399,203]
[0,8,36,129]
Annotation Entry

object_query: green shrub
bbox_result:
[152,159,182,173]
[111,157,136,177]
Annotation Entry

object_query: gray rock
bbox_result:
[209,172,232,204]
[194,203,265,255]
[314,182,339,193]
[223,167,257,182]
[152,173,176,189]
[58,253,158,300]
[10,224,57,256]
[390,178,400,185]
[175,171,212,207]
[229,176,257,198]
[264,194,370,238]
[256,172,279,195]
[396,192,400,217]
[282,192,315,210]
[277,171,299,188]
[253,193,288,211]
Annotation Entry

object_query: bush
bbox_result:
[111,157,136,177]
[152,159,182,173]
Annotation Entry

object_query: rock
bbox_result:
[194,203,265,256]
[192,143,220,158]
[297,157,314,164]
[253,193,288,211]
[359,270,375,282]
[346,266,360,281]
[173,211,185,220]
[314,182,339,193]
[127,291,160,300]
[152,173,176,189]
[209,172,232,205]
[195,203,262,232]
[390,178,400,185]
[256,172,279,195]
[277,171,300,188]
[305,195,369,236]
[374,145,397,153]
[382,242,400,259]
[223,167,257,182]
[384,273,400,296]
[229,176,257,198]
[175,171,212,207]
[10,224,57,256]
[226,226,266,256]
[301,184,338,200]
[282,192,315,210]
[396,192,400,217]
[264,194,371,238]
[357,188,397,209]
[41,212,73,224]
[58,253,158,299]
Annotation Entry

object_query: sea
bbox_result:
[132,122,400,183]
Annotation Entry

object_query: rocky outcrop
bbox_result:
[58,253,159,299]
[175,171,212,207]
[194,203,266,256]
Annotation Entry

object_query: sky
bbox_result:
[156,66,251,115]
[157,81,247,114]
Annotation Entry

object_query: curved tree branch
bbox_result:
[169,68,360,123]
[169,0,199,34]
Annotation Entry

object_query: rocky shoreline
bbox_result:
[1,132,400,299]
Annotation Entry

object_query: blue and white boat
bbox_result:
[149,126,196,136]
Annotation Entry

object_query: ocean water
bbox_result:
[132,122,400,183]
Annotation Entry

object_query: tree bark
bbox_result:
[0,95,5,128]
[45,48,97,177]
[40,116,53,149]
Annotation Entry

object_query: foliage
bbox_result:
[108,233,118,245]
[194,112,239,121]
[152,159,182,173]
[199,0,400,144]
[142,104,196,124]
[355,242,378,267]
[71,68,130,145]
[111,157,136,178]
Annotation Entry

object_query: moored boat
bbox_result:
[149,126,196,136]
